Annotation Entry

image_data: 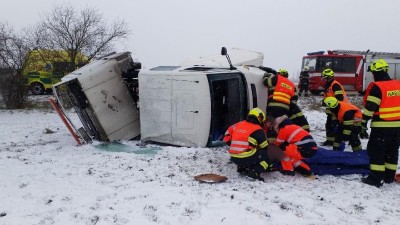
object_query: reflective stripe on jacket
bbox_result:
[337,101,362,124]
[271,76,295,104]
[372,81,400,121]
[274,124,315,147]
[324,80,349,102]
[224,121,262,158]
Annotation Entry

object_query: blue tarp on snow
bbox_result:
[304,147,370,175]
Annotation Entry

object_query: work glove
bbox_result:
[359,123,369,139]
[262,72,274,79]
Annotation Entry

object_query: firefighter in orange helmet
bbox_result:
[321,68,349,146]
[271,115,318,176]
[223,108,284,181]
[323,97,362,152]
[361,59,400,187]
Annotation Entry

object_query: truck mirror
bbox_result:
[221,47,227,56]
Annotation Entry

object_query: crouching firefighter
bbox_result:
[272,115,318,176]
[223,108,285,181]
[323,97,362,151]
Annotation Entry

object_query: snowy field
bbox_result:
[0,95,399,225]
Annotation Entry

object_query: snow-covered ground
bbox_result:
[0,95,399,225]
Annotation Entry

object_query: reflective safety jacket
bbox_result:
[271,75,296,105]
[363,80,400,127]
[223,120,268,158]
[274,123,317,153]
[324,80,349,102]
[335,101,362,138]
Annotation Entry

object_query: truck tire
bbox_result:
[30,82,45,95]
[310,90,322,95]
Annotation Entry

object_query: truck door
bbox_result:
[207,73,248,146]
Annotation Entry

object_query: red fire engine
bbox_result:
[301,50,400,95]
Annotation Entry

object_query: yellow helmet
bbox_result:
[323,97,339,108]
[278,69,289,77]
[321,68,334,78]
[248,108,266,124]
[370,59,389,72]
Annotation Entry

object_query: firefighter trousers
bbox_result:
[280,144,312,174]
[367,127,400,183]
[325,112,335,144]
[230,150,271,175]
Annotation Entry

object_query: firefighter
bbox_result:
[223,108,284,181]
[360,59,400,188]
[323,97,362,152]
[261,67,310,141]
[272,115,318,176]
[321,68,349,146]
[298,66,310,97]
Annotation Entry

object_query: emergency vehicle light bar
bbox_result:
[307,51,325,56]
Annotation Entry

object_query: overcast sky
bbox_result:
[1,0,400,76]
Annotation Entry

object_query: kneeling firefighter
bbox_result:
[272,115,318,176]
[223,108,285,181]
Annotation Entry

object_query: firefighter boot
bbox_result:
[321,140,334,146]
[237,165,249,175]
[384,169,396,184]
[247,170,264,182]
[362,174,384,188]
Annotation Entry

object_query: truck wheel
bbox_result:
[30,82,45,95]
[310,90,322,95]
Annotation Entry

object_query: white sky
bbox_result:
[1,0,400,76]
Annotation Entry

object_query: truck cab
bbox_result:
[302,50,400,95]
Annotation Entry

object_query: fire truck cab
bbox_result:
[302,50,400,95]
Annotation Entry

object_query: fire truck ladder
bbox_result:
[332,50,400,58]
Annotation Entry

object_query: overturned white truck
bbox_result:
[51,48,268,147]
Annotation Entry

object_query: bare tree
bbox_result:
[0,22,30,70]
[29,4,130,67]
[0,22,29,109]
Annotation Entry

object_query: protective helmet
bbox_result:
[278,69,289,78]
[321,68,334,78]
[370,59,389,72]
[248,108,266,124]
[323,97,339,108]
[303,66,309,71]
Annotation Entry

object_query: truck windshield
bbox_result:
[303,56,356,73]
[302,57,317,72]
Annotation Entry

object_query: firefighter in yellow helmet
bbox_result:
[321,68,349,146]
[223,108,284,181]
[323,97,362,152]
[361,59,400,187]
[259,66,310,143]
